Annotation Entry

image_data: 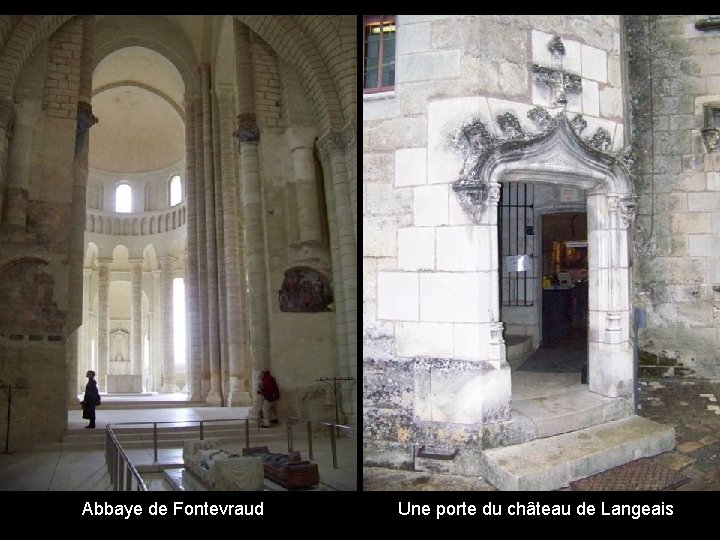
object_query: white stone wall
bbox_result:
[364,15,623,364]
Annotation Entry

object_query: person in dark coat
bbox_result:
[259,370,280,427]
[81,370,100,429]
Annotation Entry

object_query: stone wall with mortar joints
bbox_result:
[42,18,82,119]
[250,34,283,129]
[239,15,342,135]
[364,14,622,355]
[627,15,720,378]
[364,15,623,463]
[0,341,67,450]
[257,129,336,422]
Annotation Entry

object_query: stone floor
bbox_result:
[363,378,720,491]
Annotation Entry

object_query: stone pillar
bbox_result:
[217,88,250,407]
[66,329,80,406]
[234,21,269,416]
[159,256,176,392]
[152,269,162,392]
[317,132,357,418]
[130,258,143,377]
[201,64,222,406]
[287,128,322,246]
[184,96,202,402]
[96,257,112,392]
[0,98,15,223]
[80,268,92,390]
[2,98,32,230]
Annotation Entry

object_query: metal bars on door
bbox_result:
[499,182,535,306]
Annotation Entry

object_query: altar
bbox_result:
[106,374,142,393]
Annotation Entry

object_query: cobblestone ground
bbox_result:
[363,378,720,491]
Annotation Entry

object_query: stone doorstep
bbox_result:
[480,415,675,491]
[512,387,623,439]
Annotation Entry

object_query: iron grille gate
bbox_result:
[499,182,535,306]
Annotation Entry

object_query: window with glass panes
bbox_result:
[363,15,396,93]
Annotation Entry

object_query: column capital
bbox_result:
[83,268,93,277]
[317,130,345,162]
[96,256,113,267]
[128,258,144,267]
[233,112,260,143]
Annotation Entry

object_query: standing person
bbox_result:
[81,370,100,429]
[259,370,280,427]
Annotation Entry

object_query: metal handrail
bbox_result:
[105,426,147,491]
[104,415,356,489]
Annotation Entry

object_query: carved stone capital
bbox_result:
[487,182,501,206]
[701,127,720,152]
[618,196,638,228]
[233,112,260,142]
[76,101,99,134]
[317,131,345,162]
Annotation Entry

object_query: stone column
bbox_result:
[96,257,112,392]
[151,269,162,392]
[234,21,269,416]
[217,88,250,406]
[2,98,32,231]
[80,268,92,388]
[159,256,176,392]
[201,64,222,406]
[287,127,321,247]
[318,132,357,417]
[0,98,15,223]
[184,96,202,402]
[129,258,143,376]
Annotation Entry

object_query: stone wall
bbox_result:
[364,15,624,465]
[626,16,720,379]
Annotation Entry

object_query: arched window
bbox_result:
[169,175,182,206]
[115,183,132,213]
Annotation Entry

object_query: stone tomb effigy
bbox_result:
[242,446,320,489]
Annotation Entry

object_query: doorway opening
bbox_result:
[528,212,589,376]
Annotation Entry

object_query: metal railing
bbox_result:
[105,426,147,491]
[285,417,356,469]
[104,416,355,490]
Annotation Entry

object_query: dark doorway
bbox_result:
[519,212,588,374]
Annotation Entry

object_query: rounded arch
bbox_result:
[234,15,346,133]
[143,244,158,271]
[94,15,199,98]
[0,15,73,99]
[114,181,133,213]
[84,242,99,268]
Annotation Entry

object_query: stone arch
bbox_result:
[0,15,72,99]
[93,15,198,97]
[234,15,347,134]
[454,114,637,398]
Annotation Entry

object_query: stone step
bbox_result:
[512,387,625,439]
[505,335,533,360]
[480,415,675,491]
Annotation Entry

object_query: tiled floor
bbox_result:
[0,405,357,491]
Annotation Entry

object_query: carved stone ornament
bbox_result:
[233,112,260,142]
[618,196,638,228]
[527,106,555,132]
[701,127,720,152]
[76,101,98,135]
[569,114,587,135]
[587,127,611,152]
[449,108,633,224]
[496,112,524,140]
